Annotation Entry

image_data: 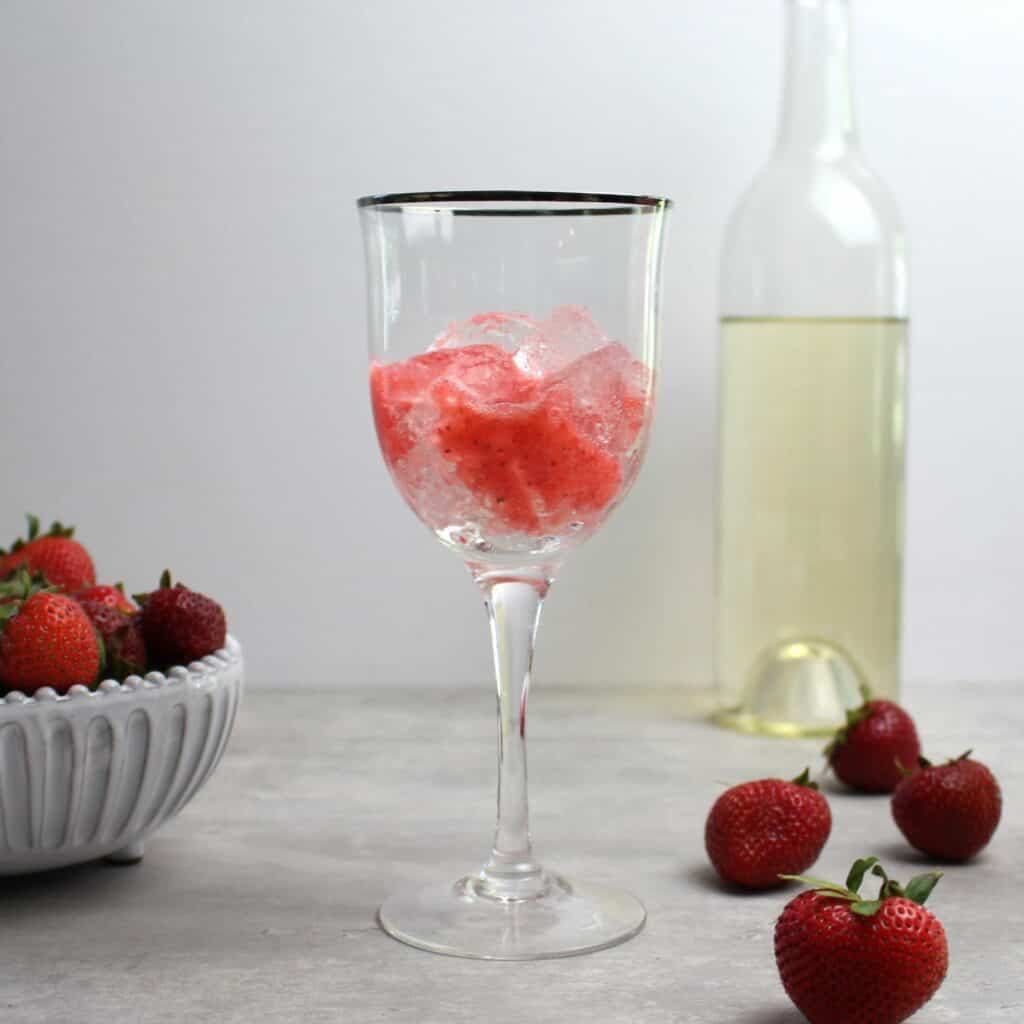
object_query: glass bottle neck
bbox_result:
[776,0,858,159]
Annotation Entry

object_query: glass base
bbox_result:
[716,639,864,736]
[378,870,646,960]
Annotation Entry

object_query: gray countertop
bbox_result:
[1,682,1020,1023]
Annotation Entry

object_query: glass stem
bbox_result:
[475,573,550,901]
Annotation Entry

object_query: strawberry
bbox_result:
[824,687,920,793]
[136,570,227,667]
[78,600,147,680]
[76,583,136,614]
[704,768,832,889]
[892,751,1002,862]
[0,589,102,693]
[775,857,948,1024]
[0,514,96,594]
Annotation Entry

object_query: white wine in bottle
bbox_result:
[716,0,908,735]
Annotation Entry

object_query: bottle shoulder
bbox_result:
[725,154,905,248]
[721,152,908,318]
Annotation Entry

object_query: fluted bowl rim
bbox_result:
[0,635,243,712]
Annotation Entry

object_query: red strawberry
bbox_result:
[825,688,921,793]
[77,583,136,614]
[136,570,227,667]
[704,768,832,889]
[78,600,147,680]
[0,591,102,693]
[0,515,96,594]
[892,752,1002,862]
[775,857,948,1024]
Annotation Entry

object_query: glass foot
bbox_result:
[378,871,646,960]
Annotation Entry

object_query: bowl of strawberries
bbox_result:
[0,516,243,875]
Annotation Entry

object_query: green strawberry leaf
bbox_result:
[790,766,818,790]
[850,900,884,917]
[26,514,40,541]
[778,874,841,889]
[846,856,880,894]
[778,874,858,899]
[904,872,943,906]
[45,519,75,538]
[0,568,56,605]
[784,858,936,910]
[160,569,173,589]
[823,686,875,757]
[844,706,868,728]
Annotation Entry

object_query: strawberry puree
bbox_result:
[370,315,650,536]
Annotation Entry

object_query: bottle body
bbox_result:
[715,0,908,735]
[716,316,906,733]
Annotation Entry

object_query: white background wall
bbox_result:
[1,1,1021,688]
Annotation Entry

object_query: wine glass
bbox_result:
[358,190,670,959]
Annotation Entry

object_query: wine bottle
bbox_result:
[715,0,908,735]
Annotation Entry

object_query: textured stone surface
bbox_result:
[1,682,1020,1023]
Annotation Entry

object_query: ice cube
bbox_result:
[544,343,651,453]
[392,432,479,531]
[431,345,536,407]
[432,311,537,351]
[514,305,609,376]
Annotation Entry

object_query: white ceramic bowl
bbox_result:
[0,635,243,875]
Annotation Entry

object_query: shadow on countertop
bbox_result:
[736,1007,804,1023]
[0,858,141,908]
[684,860,802,901]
